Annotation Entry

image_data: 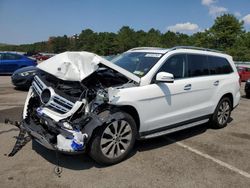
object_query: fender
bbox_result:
[81,109,126,143]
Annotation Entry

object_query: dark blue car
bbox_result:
[0,52,37,74]
[11,66,38,89]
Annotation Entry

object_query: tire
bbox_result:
[246,93,250,99]
[210,97,232,129]
[88,111,137,165]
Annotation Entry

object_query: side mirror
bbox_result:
[156,72,174,83]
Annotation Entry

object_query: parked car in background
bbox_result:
[0,52,37,74]
[237,66,250,81]
[33,53,55,61]
[245,79,250,98]
[11,66,38,89]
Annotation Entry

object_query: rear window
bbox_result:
[208,56,233,75]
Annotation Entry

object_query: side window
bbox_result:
[208,56,233,74]
[2,53,22,60]
[157,54,187,79]
[187,54,209,77]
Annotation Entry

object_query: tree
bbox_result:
[116,26,137,52]
[49,35,70,53]
[209,14,244,49]
[145,28,161,47]
[136,30,148,47]
[78,29,98,52]
[96,32,118,55]
[191,30,214,48]
[161,31,178,48]
[226,31,250,61]
[1,15,250,61]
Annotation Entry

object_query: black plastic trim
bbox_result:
[139,114,211,137]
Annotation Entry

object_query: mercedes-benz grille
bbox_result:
[32,76,75,114]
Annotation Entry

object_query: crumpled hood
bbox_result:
[37,51,140,83]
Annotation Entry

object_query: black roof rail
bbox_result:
[168,46,225,54]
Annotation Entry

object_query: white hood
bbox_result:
[37,51,140,83]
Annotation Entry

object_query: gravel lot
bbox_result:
[0,76,250,188]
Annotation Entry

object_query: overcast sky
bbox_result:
[0,0,250,44]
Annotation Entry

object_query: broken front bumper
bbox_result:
[22,119,56,150]
[13,74,110,156]
[18,116,91,154]
[20,78,89,153]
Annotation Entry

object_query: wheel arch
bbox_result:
[218,93,234,109]
[85,104,141,144]
[116,105,141,136]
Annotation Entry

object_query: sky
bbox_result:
[0,0,250,44]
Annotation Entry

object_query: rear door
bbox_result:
[185,54,217,118]
[207,55,234,107]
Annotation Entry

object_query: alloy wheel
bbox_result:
[100,120,132,159]
[217,101,230,125]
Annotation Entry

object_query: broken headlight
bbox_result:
[19,70,36,77]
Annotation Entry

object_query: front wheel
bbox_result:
[211,97,232,129]
[89,111,137,165]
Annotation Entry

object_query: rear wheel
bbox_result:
[211,97,232,129]
[89,112,137,165]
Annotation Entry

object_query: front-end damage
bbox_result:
[9,51,139,155]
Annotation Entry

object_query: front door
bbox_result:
[138,54,194,133]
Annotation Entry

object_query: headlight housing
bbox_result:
[247,79,250,83]
[19,70,36,77]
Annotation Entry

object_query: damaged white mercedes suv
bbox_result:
[14,46,240,165]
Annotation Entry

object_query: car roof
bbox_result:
[127,46,231,58]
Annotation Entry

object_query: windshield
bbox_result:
[112,52,162,77]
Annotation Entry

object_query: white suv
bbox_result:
[19,46,240,165]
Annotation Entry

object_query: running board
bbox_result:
[140,119,209,139]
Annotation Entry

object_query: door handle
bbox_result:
[214,80,219,86]
[184,84,192,90]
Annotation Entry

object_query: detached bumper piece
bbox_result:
[6,115,90,157]
[5,119,31,157]
[5,118,65,177]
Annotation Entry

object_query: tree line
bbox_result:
[1,14,250,61]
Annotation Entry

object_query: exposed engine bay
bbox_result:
[8,52,139,155]
[23,68,136,152]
